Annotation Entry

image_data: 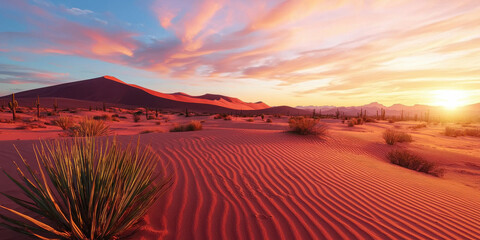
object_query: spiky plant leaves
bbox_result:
[0,137,172,239]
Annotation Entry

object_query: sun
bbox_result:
[432,90,467,110]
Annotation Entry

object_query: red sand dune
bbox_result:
[2,123,479,239]
[1,76,274,112]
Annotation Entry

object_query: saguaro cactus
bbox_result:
[35,95,40,118]
[8,93,18,121]
[185,108,189,117]
[145,107,149,120]
[102,102,106,112]
[53,98,58,112]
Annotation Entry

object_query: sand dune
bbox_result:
[128,129,480,240]
[1,76,271,112]
[1,118,479,239]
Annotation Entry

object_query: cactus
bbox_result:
[261,113,264,120]
[381,108,386,120]
[53,98,58,112]
[146,107,149,120]
[335,108,340,119]
[102,102,106,112]
[401,110,404,121]
[35,95,40,118]
[312,109,315,118]
[185,108,189,118]
[8,93,18,121]
[89,105,92,111]
[155,108,159,118]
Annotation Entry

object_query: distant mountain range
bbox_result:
[0,76,304,114]
[297,102,480,117]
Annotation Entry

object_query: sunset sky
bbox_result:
[1,0,480,107]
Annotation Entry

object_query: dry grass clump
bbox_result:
[0,137,172,239]
[54,116,75,130]
[140,129,162,134]
[288,117,326,135]
[67,117,110,137]
[93,114,111,121]
[170,120,203,132]
[445,126,480,137]
[383,129,413,145]
[444,126,464,137]
[15,123,46,130]
[409,123,427,130]
[387,149,444,177]
[464,128,480,137]
[133,114,141,123]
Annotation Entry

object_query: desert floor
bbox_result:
[0,109,479,239]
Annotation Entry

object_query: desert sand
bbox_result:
[0,108,479,240]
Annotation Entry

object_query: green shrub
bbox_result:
[170,121,203,132]
[387,149,444,176]
[0,137,172,239]
[288,117,326,135]
[383,129,412,145]
[67,117,110,137]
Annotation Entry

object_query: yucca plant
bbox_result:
[0,137,172,239]
[68,117,110,137]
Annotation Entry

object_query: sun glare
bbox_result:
[432,90,467,110]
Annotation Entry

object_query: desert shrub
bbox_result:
[347,120,355,127]
[246,118,254,122]
[266,118,272,123]
[67,117,110,137]
[388,119,395,123]
[464,128,480,137]
[387,149,444,176]
[0,137,172,239]
[133,114,141,123]
[111,116,120,122]
[54,116,75,130]
[356,118,364,125]
[147,115,156,120]
[365,118,377,123]
[383,129,413,145]
[93,114,111,121]
[224,115,233,121]
[140,129,161,134]
[445,126,464,137]
[170,120,203,132]
[155,121,161,125]
[288,117,326,135]
[410,123,427,130]
[213,114,223,119]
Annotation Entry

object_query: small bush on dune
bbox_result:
[288,117,326,135]
[445,126,464,137]
[246,118,254,122]
[133,114,141,123]
[67,117,110,137]
[409,123,427,130]
[464,128,480,137]
[170,120,203,132]
[387,149,444,176]
[266,118,272,123]
[93,114,111,121]
[54,116,75,130]
[0,137,172,239]
[347,120,355,127]
[383,129,412,145]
